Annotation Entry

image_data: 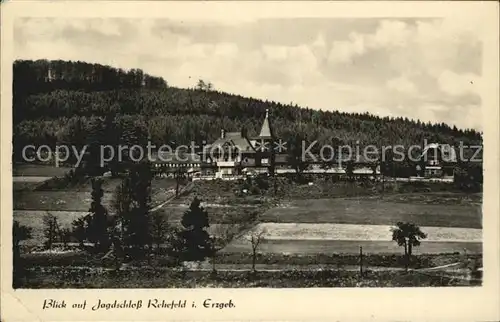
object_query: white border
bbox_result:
[1,1,499,321]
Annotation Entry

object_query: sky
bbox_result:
[14,17,483,130]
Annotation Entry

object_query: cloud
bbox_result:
[14,17,483,130]
[262,45,289,61]
[213,42,239,57]
[371,20,412,49]
[328,32,366,64]
[386,76,418,95]
[437,70,479,96]
[322,18,482,129]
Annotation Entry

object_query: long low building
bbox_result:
[147,110,470,181]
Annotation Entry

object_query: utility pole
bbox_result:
[359,246,363,277]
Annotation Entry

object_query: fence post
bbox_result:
[359,246,363,277]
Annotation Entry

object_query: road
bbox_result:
[150,182,194,212]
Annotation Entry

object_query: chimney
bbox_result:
[221,129,225,139]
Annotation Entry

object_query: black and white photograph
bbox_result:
[1,7,499,320]
[8,9,490,290]
[2,0,498,302]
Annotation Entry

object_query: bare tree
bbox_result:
[248,229,266,272]
[210,224,237,272]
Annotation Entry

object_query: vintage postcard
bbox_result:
[1,1,499,321]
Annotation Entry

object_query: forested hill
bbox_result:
[13,59,481,157]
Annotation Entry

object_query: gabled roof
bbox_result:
[421,143,458,162]
[206,131,255,153]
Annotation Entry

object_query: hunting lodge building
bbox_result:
[151,109,457,180]
[152,109,285,178]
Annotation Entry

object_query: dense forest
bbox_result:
[13,59,482,163]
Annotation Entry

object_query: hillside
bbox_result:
[13,60,482,161]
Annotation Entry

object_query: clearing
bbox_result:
[260,198,481,229]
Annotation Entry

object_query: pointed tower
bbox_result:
[252,108,275,170]
[258,109,273,139]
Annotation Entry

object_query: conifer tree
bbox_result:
[86,178,110,252]
[83,117,106,176]
[116,162,153,252]
[178,197,213,261]
[42,213,59,250]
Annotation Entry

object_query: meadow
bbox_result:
[259,198,481,228]
[13,177,180,211]
[223,238,482,255]
[13,164,73,177]
[13,174,483,278]
[222,194,482,255]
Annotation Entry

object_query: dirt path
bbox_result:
[150,182,194,213]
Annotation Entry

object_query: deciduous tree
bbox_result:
[391,222,427,270]
[248,229,266,272]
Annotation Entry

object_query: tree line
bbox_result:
[13,59,482,162]
[13,59,166,103]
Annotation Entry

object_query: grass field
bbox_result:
[236,223,482,242]
[155,203,263,224]
[13,176,52,182]
[13,178,181,211]
[260,198,481,229]
[13,191,115,211]
[222,194,482,255]
[13,181,48,192]
[13,177,483,258]
[13,164,72,177]
[363,192,482,206]
[13,164,72,191]
[222,239,482,255]
[223,222,481,255]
